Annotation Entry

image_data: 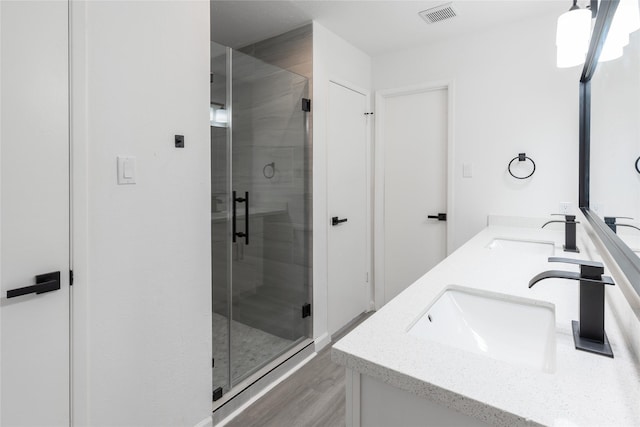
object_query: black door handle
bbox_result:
[232,191,249,245]
[428,213,447,221]
[6,271,61,299]
[332,216,348,226]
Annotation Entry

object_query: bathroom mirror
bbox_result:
[590,31,640,256]
[580,0,640,305]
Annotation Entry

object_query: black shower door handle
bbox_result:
[6,271,61,298]
[232,191,249,245]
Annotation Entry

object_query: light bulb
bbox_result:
[599,0,640,62]
[556,8,591,68]
[599,42,624,62]
[557,45,588,68]
[618,0,640,34]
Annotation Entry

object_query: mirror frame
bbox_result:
[579,0,640,296]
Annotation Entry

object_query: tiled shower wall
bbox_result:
[234,24,313,332]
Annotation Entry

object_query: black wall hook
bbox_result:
[508,153,536,180]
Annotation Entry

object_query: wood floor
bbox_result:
[225,313,372,427]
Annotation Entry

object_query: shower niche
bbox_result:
[210,41,312,401]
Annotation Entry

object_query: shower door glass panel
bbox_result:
[211,41,231,394]
[230,50,311,384]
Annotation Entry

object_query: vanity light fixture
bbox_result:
[599,0,640,62]
[556,0,592,68]
[557,0,640,67]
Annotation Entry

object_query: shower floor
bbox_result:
[213,312,294,389]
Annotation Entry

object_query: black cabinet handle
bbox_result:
[332,216,348,226]
[428,213,447,221]
[6,271,61,299]
[232,191,249,245]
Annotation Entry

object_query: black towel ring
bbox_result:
[263,162,275,179]
[508,153,536,180]
[635,156,640,174]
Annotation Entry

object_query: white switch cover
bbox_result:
[117,156,136,185]
[463,163,473,178]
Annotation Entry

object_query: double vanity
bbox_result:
[332,216,640,426]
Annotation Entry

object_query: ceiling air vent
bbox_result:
[419,3,457,24]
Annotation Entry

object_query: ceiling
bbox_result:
[211,0,569,56]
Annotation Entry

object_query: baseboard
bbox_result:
[314,332,331,352]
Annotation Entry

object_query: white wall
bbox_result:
[71,2,212,425]
[373,13,581,250]
[313,22,372,347]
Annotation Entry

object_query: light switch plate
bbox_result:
[117,156,136,185]
[463,163,473,178]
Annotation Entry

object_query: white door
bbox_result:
[382,88,448,304]
[1,1,70,425]
[327,82,369,335]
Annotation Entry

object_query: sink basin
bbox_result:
[407,286,556,372]
[486,238,555,256]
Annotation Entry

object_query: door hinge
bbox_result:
[366,272,369,283]
[302,303,311,318]
[70,270,74,286]
[212,358,215,368]
[302,98,311,112]
[213,387,223,402]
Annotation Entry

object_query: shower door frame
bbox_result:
[211,44,314,411]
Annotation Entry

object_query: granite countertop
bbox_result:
[332,222,640,426]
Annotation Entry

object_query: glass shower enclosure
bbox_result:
[210,41,312,400]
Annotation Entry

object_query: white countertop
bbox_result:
[332,223,640,426]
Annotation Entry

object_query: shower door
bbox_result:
[211,42,312,399]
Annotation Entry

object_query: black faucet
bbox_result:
[529,257,615,357]
[604,216,640,234]
[541,214,580,253]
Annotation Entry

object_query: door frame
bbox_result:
[326,78,374,316]
[373,81,455,310]
[69,1,90,423]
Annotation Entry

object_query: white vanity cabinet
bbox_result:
[346,369,490,427]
